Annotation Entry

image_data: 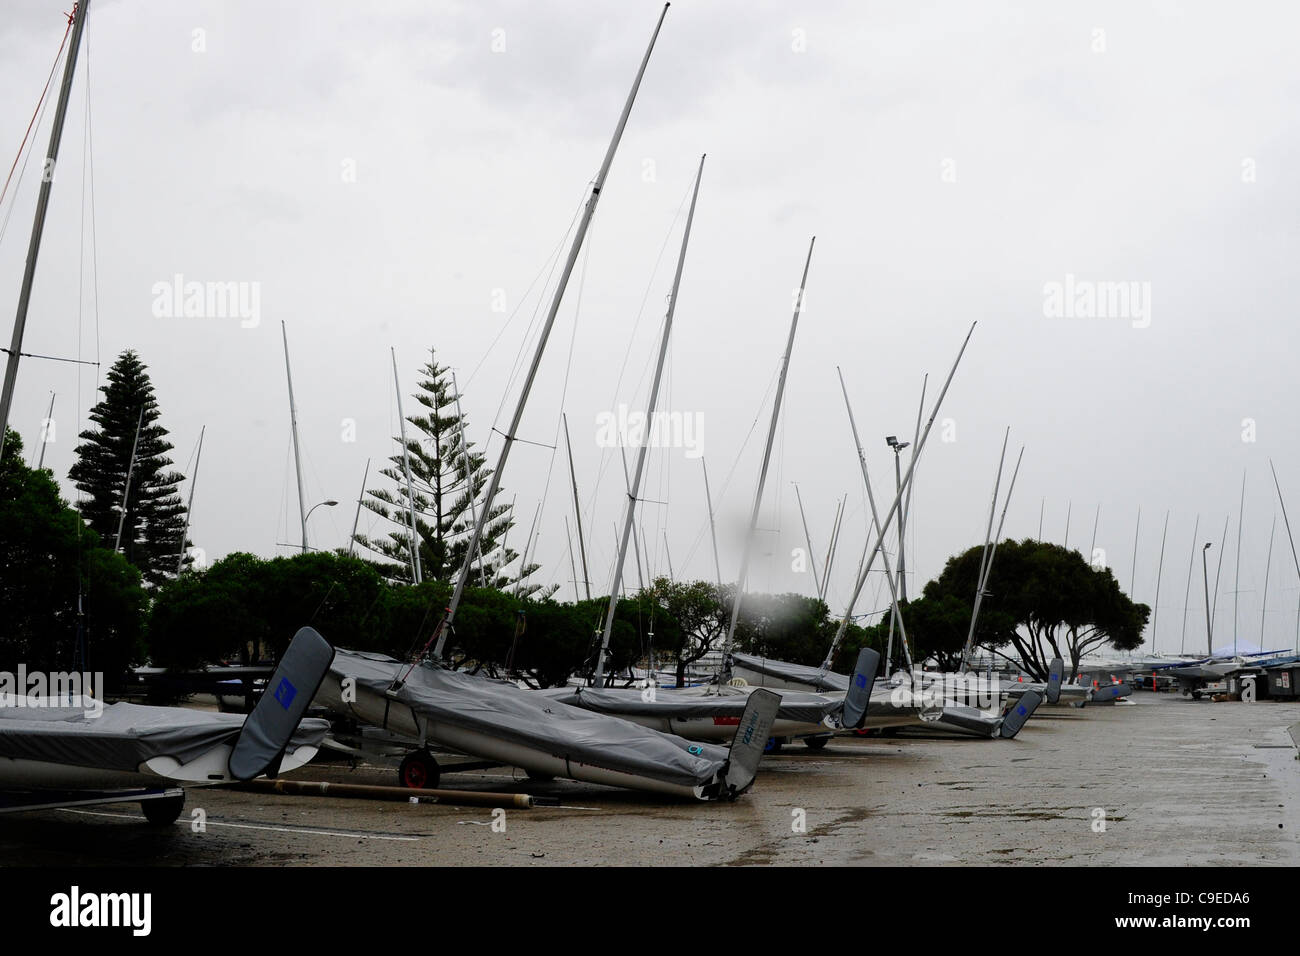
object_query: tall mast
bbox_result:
[820,495,846,602]
[562,412,591,599]
[701,456,723,594]
[391,349,423,583]
[899,374,927,599]
[838,369,913,675]
[1268,461,1300,650]
[1234,470,1245,656]
[347,457,370,558]
[432,4,670,662]
[822,322,975,670]
[794,483,822,598]
[0,0,92,463]
[720,236,815,668]
[963,427,1010,671]
[281,322,309,552]
[175,426,204,575]
[620,448,645,590]
[1151,510,1169,652]
[451,370,485,587]
[1179,514,1200,655]
[113,407,145,553]
[33,391,55,469]
[593,153,704,684]
[1261,514,1276,645]
[961,445,1024,673]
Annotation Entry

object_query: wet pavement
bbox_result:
[2,692,1296,866]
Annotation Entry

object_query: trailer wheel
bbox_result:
[141,793,185,826]
[803,735,830,751]
[398,749,440,790]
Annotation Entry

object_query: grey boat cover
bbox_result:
[731,652,850,692]
[0,700,330,773]
[329,649,732,790]
[544,685,841,725]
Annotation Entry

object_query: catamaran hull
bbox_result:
[316,673,709,800]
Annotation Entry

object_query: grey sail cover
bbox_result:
[0,700,329,772]
[546,685,841,725]
[731,651,850,692]
[229,626,336,781]
[328,649,732,789]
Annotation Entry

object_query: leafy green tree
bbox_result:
[352,350,537,591]
[899,539,1149,679]
[69,350,189,587]
[1,428,146,687]
[734,591,834,659]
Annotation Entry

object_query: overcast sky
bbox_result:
[3,0,1299,656]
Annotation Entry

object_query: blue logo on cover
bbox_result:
[854,674,867,688]
[274,677,297,709]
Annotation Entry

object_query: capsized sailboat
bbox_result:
[316,645,781,800]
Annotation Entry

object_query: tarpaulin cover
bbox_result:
[731,652,850,692]
[544,685,840,725]
[0,699,329,772]
[329,649,731,789]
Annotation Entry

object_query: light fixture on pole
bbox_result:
[303,500,339,552]
[886,435,911,602]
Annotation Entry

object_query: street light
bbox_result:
[885,436,911,601]
[302,500,339,553]
[1201,542,1213,656]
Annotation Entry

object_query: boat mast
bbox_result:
[450,370,486,587]
[1178,514,1200,655]
[820,494,845,602]
[1269,461,1300,649]
[593,153,704,684]
[794,483,823,598]
[821,322,975,670]
[113,407,145,552]
[962,427,1009,670]
[719,237,815,671]
[0,0,91,463]
[281,322,309,552]
[1234,470,1245,657]
[961,444,1024,673]
[347,457,369,558]
[562,412,591,599]
[431,4,670,663]
[837,368,913,675]
[1151,509,1169,652]
[1261,514,1276,645]
[33,391,55,469]
[701,456,723,594]
[174,425,204,575]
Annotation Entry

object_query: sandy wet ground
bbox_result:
[2,692,1297,866]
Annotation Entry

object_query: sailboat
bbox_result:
[0,626,333,823]
[310,5,790,801]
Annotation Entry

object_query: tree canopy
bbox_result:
[68,350,189,587]
[1,427,147,688]
[889,538,1149,679]
[352,350,537,591]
